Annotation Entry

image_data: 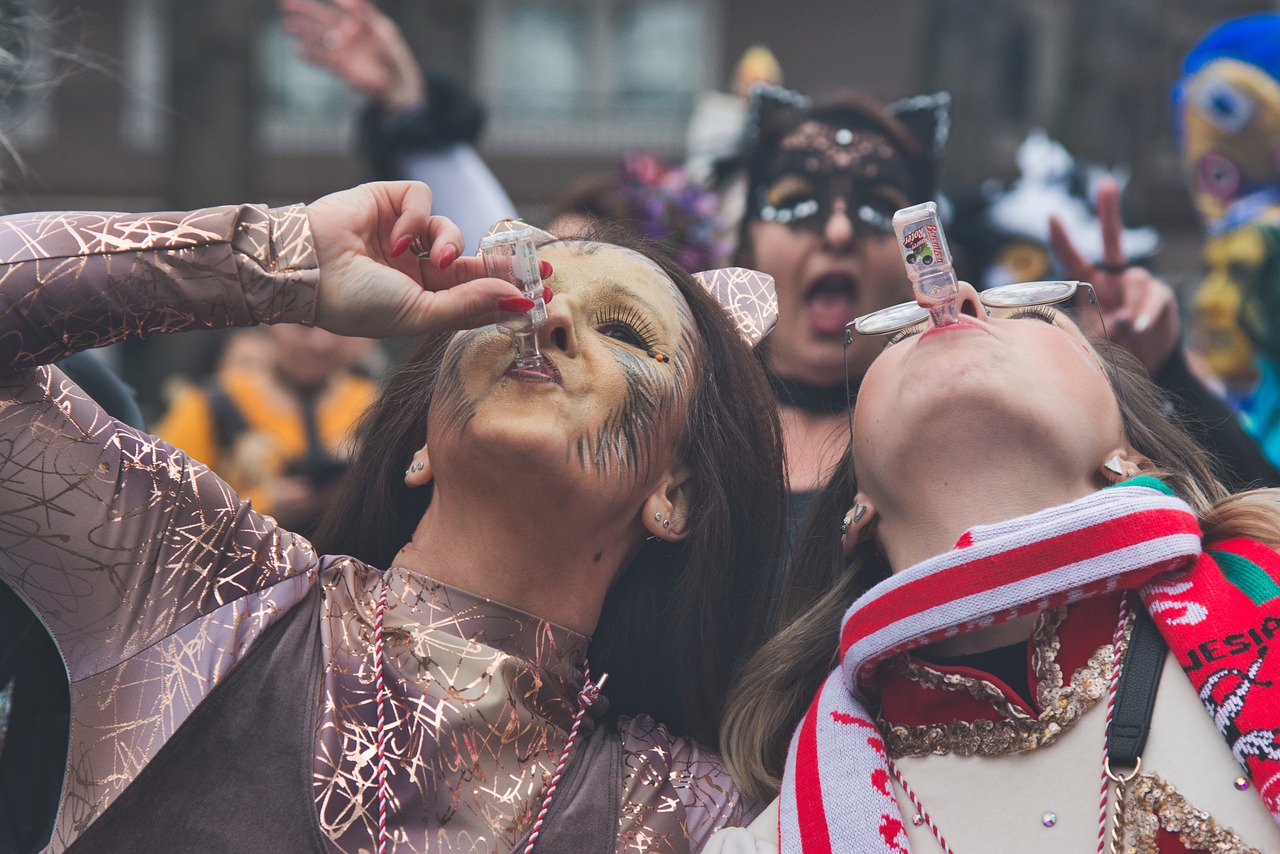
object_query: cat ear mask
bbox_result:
[481,219,777,346]
[744,83,951,166]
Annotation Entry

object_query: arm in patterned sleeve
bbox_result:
[0,204,317,369]
[0,204,321,680]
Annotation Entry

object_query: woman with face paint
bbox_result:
[0,183,784,852]
[712,282,1280,853]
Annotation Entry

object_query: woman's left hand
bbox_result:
[307,181,519,338]
[1047,178,1180,374]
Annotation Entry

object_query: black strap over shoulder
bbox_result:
[1107,604,1168,768]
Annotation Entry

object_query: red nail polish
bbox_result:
[498,296,536,313]
[436,244,458,269]
[542,285,554,304]
[391,235,412,257]
[540,260,553,279]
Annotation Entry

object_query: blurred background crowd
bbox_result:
[0,0,1271,420]
[4,1,1280,850]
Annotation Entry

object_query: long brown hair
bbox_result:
[312,236,786,750]
[721,344,1280,799]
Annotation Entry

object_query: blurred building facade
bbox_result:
[6,0,1277,271]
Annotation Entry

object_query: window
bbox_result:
[477,0,718,154]
[256,13,360,152]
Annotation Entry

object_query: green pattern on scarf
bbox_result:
[1209,549,1280,604]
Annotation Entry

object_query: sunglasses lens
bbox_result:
[980,280,1077,308]
[853,302,931,335]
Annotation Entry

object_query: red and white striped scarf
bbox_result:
[779,484,1203,853]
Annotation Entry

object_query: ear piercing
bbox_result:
[406,461,425,475]
[646,349,670,363]
[655,512,671,530]
[841,503,868,537]
[1104,456,1138,478]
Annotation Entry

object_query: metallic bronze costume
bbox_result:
[0,205,755,852]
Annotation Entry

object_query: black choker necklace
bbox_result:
[768,372,853,415]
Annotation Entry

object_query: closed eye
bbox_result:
[596,305,658,350]
[884,322,928,347]
[1005,305,1060,324]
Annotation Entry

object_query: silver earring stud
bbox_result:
[663,519,670,530]
[852,503,867,525]
[655,512,662,522]
[840,515,852,536]
[1104,456,1126,477]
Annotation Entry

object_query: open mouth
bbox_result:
[505,355,563,385]
[804,272,859,336]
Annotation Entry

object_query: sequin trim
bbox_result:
[880,607,1133,757]
[1121,773,1261,853]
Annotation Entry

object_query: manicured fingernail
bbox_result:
[391,235,412,257]
[540,260,553,279]
[436,243,458,269]
[498,296,536,313]
[542,285,554,304]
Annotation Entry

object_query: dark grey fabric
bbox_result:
[65,586,326,853]
[513,712,623,854]
[62,583,626,853]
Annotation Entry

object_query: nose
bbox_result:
[536,294,580,357]
[823,199,855,251]
[955,281,986,320]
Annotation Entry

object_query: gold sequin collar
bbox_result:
[878,605,1134,758]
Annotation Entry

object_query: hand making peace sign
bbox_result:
[1047,178,1180,374]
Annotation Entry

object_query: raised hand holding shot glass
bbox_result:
[481,227,548,370]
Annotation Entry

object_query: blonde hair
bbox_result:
[722,346,1280,800]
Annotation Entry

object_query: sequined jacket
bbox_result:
[0,205,757,853]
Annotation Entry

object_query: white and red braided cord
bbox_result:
[1097,596,1131,853]
[372,576,603,854]
[374,579,391,854]
[888,759,954,854]
[522,667,604,854]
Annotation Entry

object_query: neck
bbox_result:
[765,342,853,389]
[271,365,330,397]
[768,371,852,415]
[392,481,637,636]
[874,458,1100,574]
[871,453,1101,655]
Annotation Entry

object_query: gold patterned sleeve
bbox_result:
[618,716,765,854]
[0,204,321,679]
[0,204,318,369]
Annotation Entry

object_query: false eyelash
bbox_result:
[595,305,658,350]
[1006,305,1060,324]
[885,322,928,347]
